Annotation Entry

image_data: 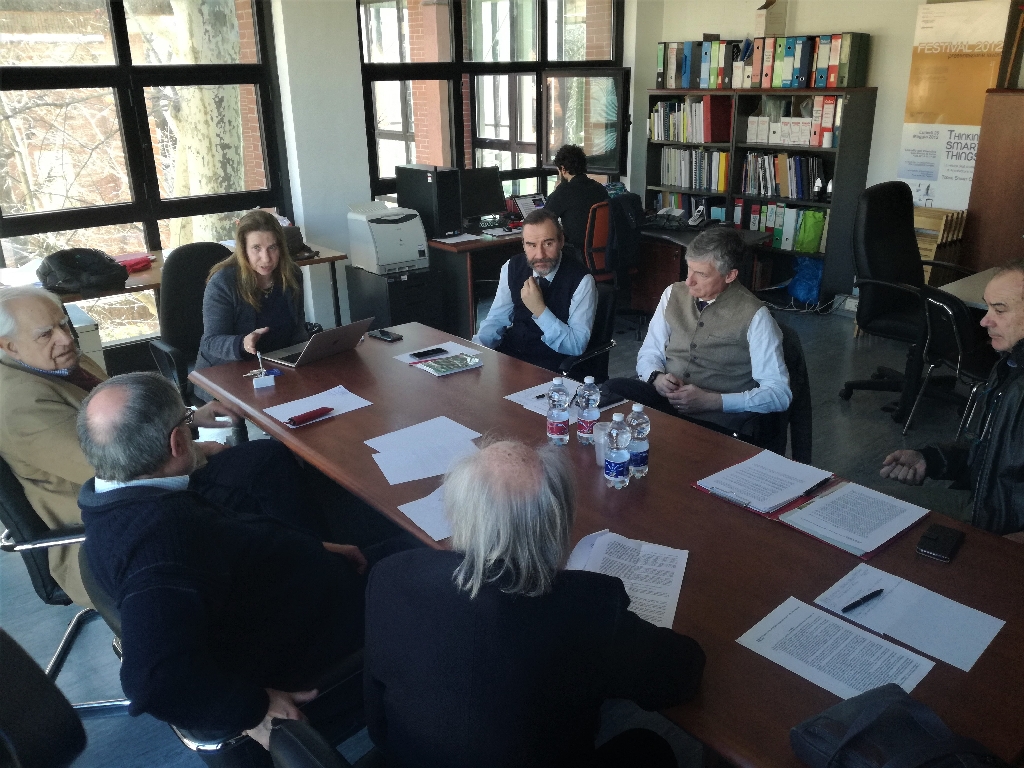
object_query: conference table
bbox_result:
[190,323,1024,768]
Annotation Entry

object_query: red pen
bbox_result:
[286,406,333,426]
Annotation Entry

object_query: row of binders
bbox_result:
[660,147,730,192]
[649,96,732,143]
[746,94,842,148]
[656,33,869,91]
[733,200,830,254]
[740,152,830,202]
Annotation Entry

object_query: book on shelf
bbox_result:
[656,42,666,88]
[660,146,729,192]
[815,35,831,87]
[680,41,695,88]
[666,42,678,89]
[734,197,745,228]
[837,32,870,88]
[761,36,775,88]
[709,40,720,88]
[752,38,764,88]
[699,41,712,88]
[827,33,842,87]
[794,36,814,88]
[810,95,824,145]
[781,37,796,87]
[771,37,786,88]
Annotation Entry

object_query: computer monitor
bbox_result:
[459,167,507,223]
[513,194,546,219]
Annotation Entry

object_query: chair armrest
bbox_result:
[853,279,921,299]
[150,339,189,396]
[558,340,616,375]
[1,525,86,552]
[270,719,349,768]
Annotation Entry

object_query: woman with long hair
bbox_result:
[195,210,309,399]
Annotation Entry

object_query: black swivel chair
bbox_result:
[902,285,999,436]
[0,629,87,768]
[776,321,813,464]
[557,282,617,383]
[839,181,971,412]
[150,242,232,404]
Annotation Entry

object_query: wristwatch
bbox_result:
[647,371,664,385]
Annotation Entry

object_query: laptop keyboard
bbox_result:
[276,351,302,364]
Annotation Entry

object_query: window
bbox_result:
[358,0,627,199]
[0,1,287,272]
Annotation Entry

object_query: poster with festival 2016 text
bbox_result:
[897,1,1007,210]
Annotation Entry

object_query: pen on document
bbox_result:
[841,588,884,613]
[534,392,547,399]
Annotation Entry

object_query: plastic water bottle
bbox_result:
[575,376,601,445]
[625,403,651,479]
[546,377,570,445]
[604,413,632,489]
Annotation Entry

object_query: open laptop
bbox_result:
[262,316,374,368]
[513,194,546,219]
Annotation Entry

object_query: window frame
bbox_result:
[357,0,626,199]
[0,0,291,267]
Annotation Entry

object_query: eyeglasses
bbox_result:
[168,409,194,440]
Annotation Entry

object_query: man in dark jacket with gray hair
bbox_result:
[881,260,1024,537]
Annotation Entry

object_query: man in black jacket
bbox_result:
[76,372,369,749]
[545,143,610,252]
[365,440,705,767]
[881,261,1024,536]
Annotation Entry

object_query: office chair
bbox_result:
[583,200,649,341]
[558,283,617,383]
[777,321,812,464]
[78,548,368,768]
[838,181,971,413]
[150,242,232,404]
[0,455,99,683]
[902,285,999,436]
[0,629,87,768]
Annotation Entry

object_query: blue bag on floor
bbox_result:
[788,256,823,305]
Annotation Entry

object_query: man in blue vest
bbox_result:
[474,209,597,371]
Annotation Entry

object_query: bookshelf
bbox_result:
[644,87,877,299]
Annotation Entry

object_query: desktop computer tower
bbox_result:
[395,165,462,239]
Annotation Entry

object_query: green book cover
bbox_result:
[772,204,786,247]
[709,40,720,89]
[771,38,786,88]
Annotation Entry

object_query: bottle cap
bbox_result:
[612,413,624,421]
[632,403,644,412]
[552,377,562,385]
[584,376,595,384]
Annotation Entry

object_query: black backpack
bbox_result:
[36,248,129,295]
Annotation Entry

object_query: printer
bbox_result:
[347,202,429,274]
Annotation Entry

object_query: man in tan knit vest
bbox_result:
[604,228,791,446]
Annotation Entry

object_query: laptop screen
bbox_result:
[513,194,546,219]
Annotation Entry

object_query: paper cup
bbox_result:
[593,423,612,467]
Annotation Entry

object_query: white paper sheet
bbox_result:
[397,486,451,541]
[564,529,610,570]
[364,416,481,453]
[263,385,372,427]
[567,531,688,629]
[433,233,479,243]
[372,439,479,485]
[737,597,934,698]
[780,483,929,556]
[815,564,1005,672]
[393,341,484,364]
[697,450,832,513]
[504,379,583,419]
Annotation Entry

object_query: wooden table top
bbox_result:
[940,267,997,311]
[428,232,523,253]
[189,323,1024,768]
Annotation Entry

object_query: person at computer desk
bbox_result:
[473,208,597,371]
[544,143,610,253]
[195,210,309,399]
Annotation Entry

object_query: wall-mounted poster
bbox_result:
[897,0,1007,209]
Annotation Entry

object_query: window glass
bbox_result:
[518,75,537,143]
[374,80,451,178]
[503,177,538,196]
[547,0,613,61]
[1,223,146,270]
[158,209,251,251]
[476,75,509,140]
[475,148,511,170]
[71,291,159,344]
[546,74,619,170]
[518,152,537,168]
[359,0,452,63]
[0,1,115,66]
[144,84,267,199]
[0,89,132,216]
[463,0,537,62]
[124,0,257,65]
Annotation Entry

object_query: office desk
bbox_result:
[940,267,998,310]
[190,323,1024,768]
[428,233,523,339]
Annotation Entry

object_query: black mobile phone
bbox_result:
[368,329,403,342]
[411,347,447,359]
[916,524,965,563]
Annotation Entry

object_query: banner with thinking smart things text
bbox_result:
[896,0,1007,210]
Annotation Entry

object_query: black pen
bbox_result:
[841,588,884,613]
[534,392,546,399]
